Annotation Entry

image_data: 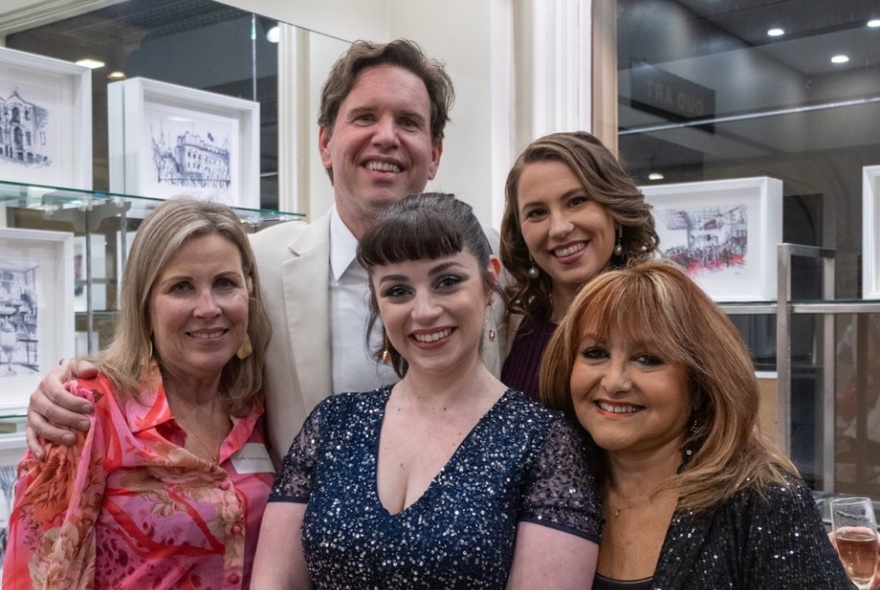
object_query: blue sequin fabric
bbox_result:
[270,386,602,589]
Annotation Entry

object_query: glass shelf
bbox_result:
[0,180,304,228]
[0,180,305,411]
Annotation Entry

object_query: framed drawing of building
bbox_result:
[108,77,260,208]
[864,165,880,299]
[641,177,783,302]
[0,47,92,190]
[0,228,75,413]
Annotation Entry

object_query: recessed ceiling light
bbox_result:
[648,172,665,181]
[75,58,105,69]
[767,28,785,37]
[107,71,126,80]
[868,19,880,28]
[831,54,850,64]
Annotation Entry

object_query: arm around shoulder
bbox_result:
[25,360,97,457]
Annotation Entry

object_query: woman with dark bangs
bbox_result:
[540,259,851,589]
[251,193,602,589]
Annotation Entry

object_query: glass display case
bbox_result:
[0,179,303,425]
[719,245,880,513]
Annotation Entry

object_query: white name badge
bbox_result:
[231,443,276,474]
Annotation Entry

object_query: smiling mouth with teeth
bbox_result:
[596,401,642,414]
[553,243,586,258]
[367,161,401,173]
[413,328,452,343]
[188,330,226,340]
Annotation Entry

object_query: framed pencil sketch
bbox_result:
[0,46,93,190]
[0,228,75,412]
[108,77,260,208]
[641,177,783,302]
[863,165,880,299]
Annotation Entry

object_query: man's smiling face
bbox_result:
[319,63,443,239]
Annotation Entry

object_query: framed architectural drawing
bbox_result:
[108,77,260,208]
[0,46,92,189]
[0,228,75,412]
[864,166,880,299]
[641,177,783,302]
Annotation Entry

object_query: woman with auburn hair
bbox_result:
[499,130,658,399]
[540,259,852,589]
[4,197,274,589]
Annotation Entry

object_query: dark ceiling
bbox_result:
[617,0,880,185]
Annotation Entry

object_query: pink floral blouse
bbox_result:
[3,372,275,589]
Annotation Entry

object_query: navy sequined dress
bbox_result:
[270,386,602,589]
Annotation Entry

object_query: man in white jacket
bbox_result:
[26,39,505,463]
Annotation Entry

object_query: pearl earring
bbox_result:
[527,263,540,279]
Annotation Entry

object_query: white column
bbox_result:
[516,0,593,146]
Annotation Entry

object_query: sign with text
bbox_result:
[630,61,715,128]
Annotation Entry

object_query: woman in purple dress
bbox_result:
[499,131,659,399]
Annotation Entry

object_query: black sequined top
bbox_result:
[594,474,853,589]
[270,386,602,589]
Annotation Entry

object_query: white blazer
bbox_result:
[250,210,507,464]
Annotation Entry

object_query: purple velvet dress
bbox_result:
[500,318,557,401]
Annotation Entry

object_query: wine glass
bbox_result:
[831,496,879,590]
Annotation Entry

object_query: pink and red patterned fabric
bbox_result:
[3,371,273,589]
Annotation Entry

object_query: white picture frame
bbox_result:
[108,77,260,208]
[863,165,880,299]
[0,228,75,413]
[641,177,783,302]
[0,46,92,190]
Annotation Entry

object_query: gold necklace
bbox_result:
[608,484,667,517]
[180,417,225,463]
[173,400,228,464]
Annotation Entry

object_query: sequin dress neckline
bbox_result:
[372,386,514,516]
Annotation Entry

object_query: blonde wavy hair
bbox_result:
[91,197,271,417]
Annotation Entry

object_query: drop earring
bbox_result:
[613,228,624,257]
[486,303,497,342]
[236,334,253,360]
[380,331,392,364]
[527,257,540,279]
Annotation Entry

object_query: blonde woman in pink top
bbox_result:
[3,197,274,589]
